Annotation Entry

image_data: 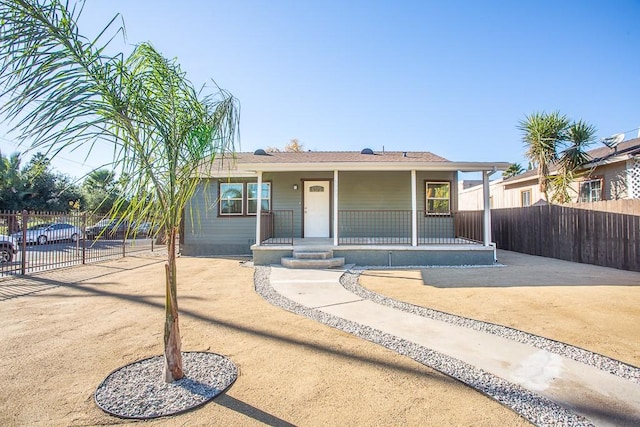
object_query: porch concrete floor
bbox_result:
[263,237,480,247]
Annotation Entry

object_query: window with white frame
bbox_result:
[426,182,450,214]
[220,183,244,215]
[580,179,602,202]
[247,182,271,214]
[521,190,531,207]
[219,182,272,216]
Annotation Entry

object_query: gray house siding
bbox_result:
[182,180,256,256]
[182,170,458,256]
[266,171,333,238]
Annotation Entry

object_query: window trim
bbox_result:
[219,182,244,216]
[247,182,272,216]
[218,181,272,217]
[424,181,451,216]
[521,189,531,207]
[579,177,603,203]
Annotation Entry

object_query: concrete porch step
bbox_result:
[293,250,334,260]
[281,256,346,269]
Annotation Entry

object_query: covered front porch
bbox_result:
[233,150,508,266]
[253,205,496,267]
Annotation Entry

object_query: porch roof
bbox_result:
[200,150,510,177]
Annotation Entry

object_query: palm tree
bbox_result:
[518,112,595,203]
[0,0,239,382]
[549,120,596,203]
[502,163,524,179]
[518,111,570,201]
[82,169,117,214]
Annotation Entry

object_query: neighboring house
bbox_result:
[459,138,640,210]
[182,149,509,266]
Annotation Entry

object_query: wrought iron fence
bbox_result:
[260,210,294,245]
[0,210,158,277]
[338,210,474,245]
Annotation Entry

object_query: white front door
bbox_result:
[304,180,330,237]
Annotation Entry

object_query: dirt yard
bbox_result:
[360,250,640,367]
[0,251,638,426]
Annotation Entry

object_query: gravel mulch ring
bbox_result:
[95,351,237,419]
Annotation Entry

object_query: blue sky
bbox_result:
[1,0,639,180]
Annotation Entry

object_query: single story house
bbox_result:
[459,138,640,210]
[182,149,509,266]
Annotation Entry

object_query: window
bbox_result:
[247,182,271,214]
[219,181,272,216]
[580,179,602,202]
[521,190,531,207]
[426,182,450,214]
[220,183,244,215]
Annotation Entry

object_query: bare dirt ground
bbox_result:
[360,250,640,367]
[2,250,638,426]
[0,254,530,426]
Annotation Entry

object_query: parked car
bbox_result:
[132,221,160,237]
[86,219,130,239]
[0,234,17,263]
[12,223,82,245]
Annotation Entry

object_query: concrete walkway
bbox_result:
[268,266,640,427]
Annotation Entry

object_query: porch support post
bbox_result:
[255,171,263,247]
[482,170,491,247]
[333,170,339,246]
[411,170,417,246]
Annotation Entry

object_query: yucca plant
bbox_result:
[518,111,594,203]
[0,0,239,382]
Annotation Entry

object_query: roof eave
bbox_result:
[236,161,511,173]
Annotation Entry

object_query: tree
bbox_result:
[19,153,82,212]
[0,0,239,382]
[518,111,594,203]
[82,169,118,214]
[0,151,81,212]
[502,163,524,179]
[266,138,304,152]
[549,120,596,203]
[0,151,26,211]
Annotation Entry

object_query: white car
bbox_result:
[0,234,17,263]
[13,223,82,245]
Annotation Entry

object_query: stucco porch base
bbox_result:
[252,242,496,267]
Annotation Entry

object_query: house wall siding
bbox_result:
[182,179,257,255]
[459,158,636,210]
[582,162,628,200]
[265,171,333,238]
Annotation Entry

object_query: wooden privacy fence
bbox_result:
[458,205,640,272]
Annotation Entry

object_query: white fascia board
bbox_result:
[583,154,632,169]
[201,171,258,178]
[236,161,511,173]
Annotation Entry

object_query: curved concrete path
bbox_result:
[268,266,640,427]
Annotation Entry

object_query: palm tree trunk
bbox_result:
[163,227,183,382]
[539,164,549,202]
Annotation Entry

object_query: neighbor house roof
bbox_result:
[502,138,640,185]
[197,149,510,177]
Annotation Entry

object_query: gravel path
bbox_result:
[255,266,607,426]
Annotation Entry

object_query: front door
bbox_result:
[304,180,330,237]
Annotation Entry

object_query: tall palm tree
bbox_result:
[0,0,239,382]
[518,111,570,201]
